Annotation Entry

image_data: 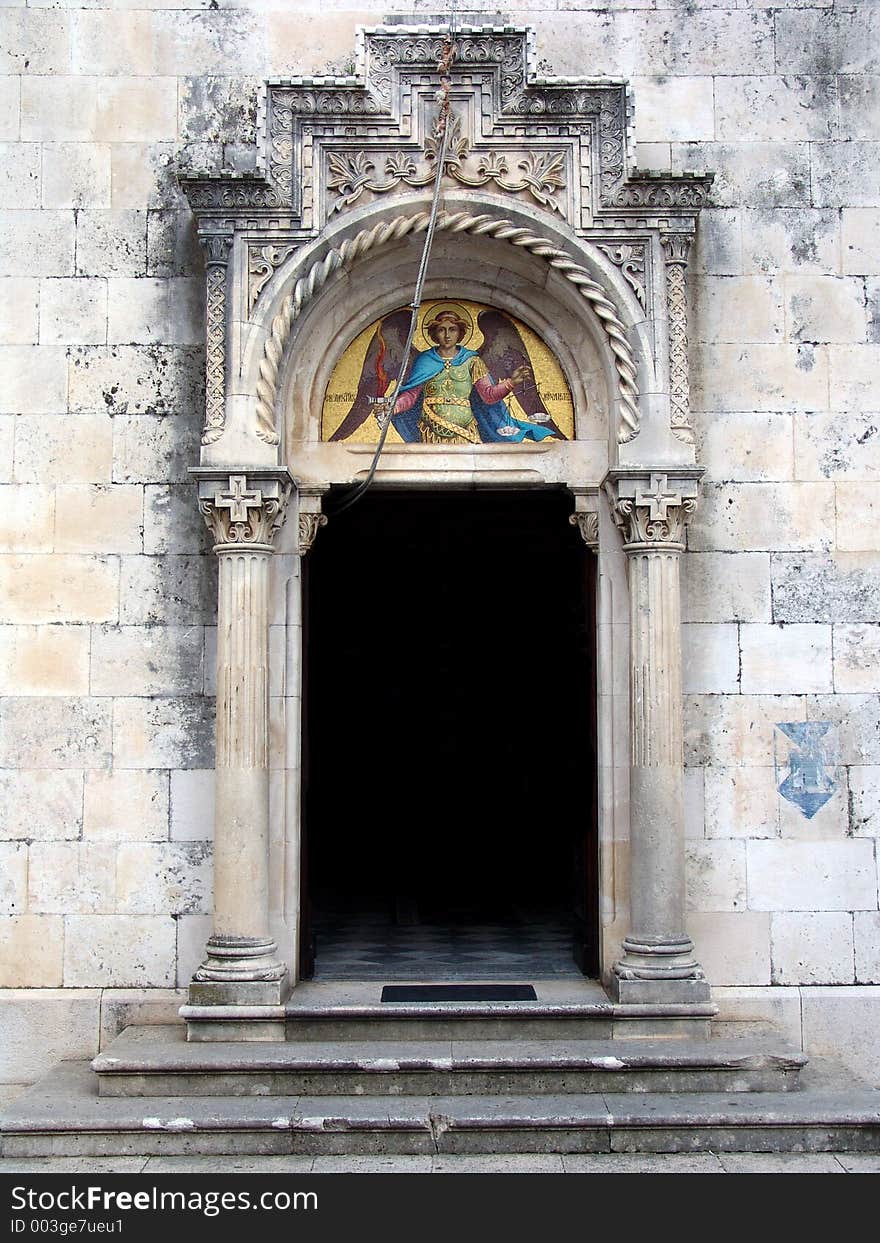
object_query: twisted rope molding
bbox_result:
[253,210,641,447]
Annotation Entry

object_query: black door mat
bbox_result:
[381,984,537,1002]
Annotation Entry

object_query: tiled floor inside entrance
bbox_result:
[312,908,582,980]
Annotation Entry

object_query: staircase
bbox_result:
[3,983,880,1158]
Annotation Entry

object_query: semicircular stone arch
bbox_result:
[233,196,663,479]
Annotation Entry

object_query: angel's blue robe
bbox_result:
[391,347,557,444]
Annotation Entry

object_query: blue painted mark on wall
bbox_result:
[774,722,837,819]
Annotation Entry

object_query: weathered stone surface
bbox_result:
[116,841,211,915]
[688,483,834,552]
[170,769,214,842]
[854,913,880,984]
[75,211,146,279]
[695,411,793,482]
[112,415,198,485]
[0,279,39,347]
[771,553,880,623]
[692,275,783,345]
[704,766,778,840]
[112,696,214,770]
[848,766,880,837]
[0,697,112,770]
[740,623,833,694]
[692,346,829,414]
[91,625,204,697]
[794,410,880,482]
[0,210,74,278]
[682,552,771,623]
[175,912,212,987]
[835,482,880,553]
[632,76,714,143]
[145,209,202,279]
[0,916,64,987]
[0,77,19,144]
[0,625,90,696]
[68,345,202,416]
[771,912,856,986]
[692,209,741,276]
[833,624,880,693]
[119,554,215,625]
[70,11,156,78]
[685,841,746,912]
[685,913,771,987]
[712,985,803,1049]
[0,842,27,915]
[714,75,836,143]
[784,273,867,345]
[0,346,68,415]
[15,414,113,484]
[0,484,54,553]
[98,988,186,1051]
[0,10,70,77]
[0,769,82,842]
[805,693,880,765]
[812,143,880,209]
[94,78,179,145]
[54,485,143,554]
[83,770,169,843]
[143,484,209,555]
[39,278,108,347]
[28,842,116,915]
[0,989,99,1084]
[675,142,810,210]
[42,143,111,211]
[801,986,880,1087]
[747,841,878,913]
[741,208,840,277]
[107,277,202,346]
[63,914,176,988]
[842,208,880,275]
[681,624,739,694]
[0,554,119,625]
[775,6,880,76]
[685,694,805,768]
[0,142,40,210]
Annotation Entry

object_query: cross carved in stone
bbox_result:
[634,473,682,521]
[214,475,263,524]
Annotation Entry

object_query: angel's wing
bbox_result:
[476,309,565,439]
[328,308,410,441]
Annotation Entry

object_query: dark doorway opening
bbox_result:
[300,488,598,979]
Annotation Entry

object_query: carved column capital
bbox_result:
[568,489,600,553]
[660,232,693,267]
[192,469,293,552]
[201,232,234,267]
[297,485,329,556]
[604,469,703,553]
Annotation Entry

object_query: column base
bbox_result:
[191,935,289,994]
[611,933,711,1005]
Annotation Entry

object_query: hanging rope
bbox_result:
[328,27,457,515]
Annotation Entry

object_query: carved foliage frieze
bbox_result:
[326,113,566,215]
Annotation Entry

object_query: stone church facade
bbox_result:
[2,0,880,1108]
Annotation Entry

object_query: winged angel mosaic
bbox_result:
[322,300,575,445]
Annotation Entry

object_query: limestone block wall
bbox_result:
[1,1,879,1087]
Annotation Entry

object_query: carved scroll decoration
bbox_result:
[569,511,599,552]
[248,243,298,316]
[598,243,646,310]
[202,235,232,446]
[254,209,640,448]
[327,115,566,216]
[661,233,694,446]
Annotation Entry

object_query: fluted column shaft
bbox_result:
[605,469,709,1005]
[191,470,293,996]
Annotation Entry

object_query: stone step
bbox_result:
[3,1063,879,1158]
[92,1025,806,1098]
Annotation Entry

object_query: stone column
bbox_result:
[604,468,710,1004]
[190,468,294,1008]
